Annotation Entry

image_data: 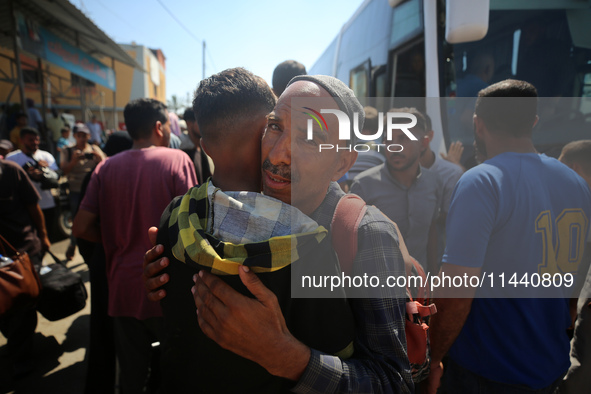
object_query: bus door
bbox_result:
[389,40,426,112]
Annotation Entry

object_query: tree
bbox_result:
[168,95,180,112]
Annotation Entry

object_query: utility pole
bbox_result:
[112,57,118,130]
[202,41,206,80]
[9,0,27,112]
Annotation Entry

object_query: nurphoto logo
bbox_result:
[304,109,418,152]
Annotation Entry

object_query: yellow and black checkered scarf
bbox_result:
[163,181,356,361]
[167,182,328,275]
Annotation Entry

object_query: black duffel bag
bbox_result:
[37,251,88,321]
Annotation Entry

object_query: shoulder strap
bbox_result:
[0,234,18,256]
[330,194,367,276]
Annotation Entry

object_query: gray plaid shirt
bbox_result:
[292,182,413,393]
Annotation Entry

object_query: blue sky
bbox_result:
[70,0,363,106]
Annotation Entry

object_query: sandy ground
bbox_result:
[0,238,91,394]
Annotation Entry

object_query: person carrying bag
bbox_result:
[0,234,41,318]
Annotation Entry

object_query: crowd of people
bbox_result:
[1,59,591,394]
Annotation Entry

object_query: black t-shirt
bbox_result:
[157,195,355,393]
[0,160,41,256]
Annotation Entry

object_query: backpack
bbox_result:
[330,194,437,383]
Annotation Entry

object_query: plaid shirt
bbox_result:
[292,182,413,394]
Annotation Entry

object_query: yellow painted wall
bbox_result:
[159,69,167,103]
[0,46,166,129]
[96,50,135,108]
[145,53,166,102]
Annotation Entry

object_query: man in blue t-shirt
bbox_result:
[425,79,591,393]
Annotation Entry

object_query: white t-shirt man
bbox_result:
[6,149,58,209]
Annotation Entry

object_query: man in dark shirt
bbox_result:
[0,159,50,379]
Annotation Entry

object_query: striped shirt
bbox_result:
[293,182,413,393]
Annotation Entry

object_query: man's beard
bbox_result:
[387,152,419,172]
[474,133,487,163]
[262,159,298,183]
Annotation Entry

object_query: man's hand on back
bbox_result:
[142,226,169,301]
[192,266,311,381]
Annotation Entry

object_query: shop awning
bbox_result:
[0,0,143,74]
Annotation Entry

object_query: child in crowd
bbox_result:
[56,127,71,166]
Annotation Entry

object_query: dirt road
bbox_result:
[0,239,91,394]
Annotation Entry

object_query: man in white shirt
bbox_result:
[6,127,59,237]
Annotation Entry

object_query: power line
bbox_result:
[155,0,202,44]
[95,0,147,39]
[206,47,218,74]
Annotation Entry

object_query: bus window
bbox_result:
[447,9,591,99]
[440,7,591,159]
[373,66,387,98]
[581,73,591,115]
[584,74,591,97]
[390,0,422,49]
[390,41,426,110]
[350,61,370,98]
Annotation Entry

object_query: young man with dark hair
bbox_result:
[73,98,197,393]
[193,67,275,191]
[426,80,591,393]
[351,107,443,274]
[152,68,277,391]
[123,101,168,141]
[271,59,307,96]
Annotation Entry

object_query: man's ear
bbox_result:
[332,150,358,181]
[427,129,434,142]
[473,115,486,139]
[154,120,164,138]
[420,134,431,150]
[572,162,584,177]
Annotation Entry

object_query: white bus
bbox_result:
[309,0,591,165]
